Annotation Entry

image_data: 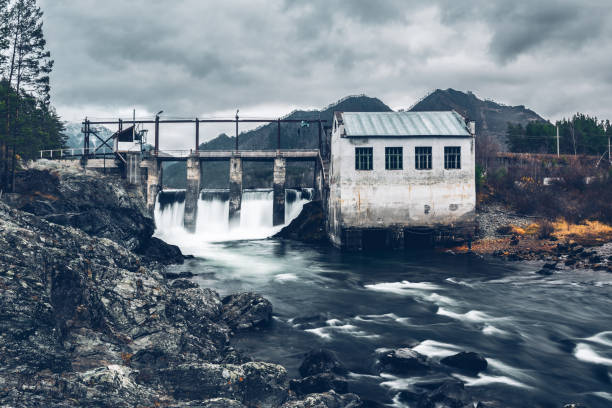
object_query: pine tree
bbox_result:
[1,0,55,190]
[0,0,10,75]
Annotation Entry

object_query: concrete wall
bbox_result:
[327,116,476,247]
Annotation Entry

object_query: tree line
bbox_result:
[0,0,64,192]
[507,114,612,157]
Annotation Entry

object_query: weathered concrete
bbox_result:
[273,157,286,226]
[327,112,476,249]
[126,152,141,184]
[313,158,322,201]
[184,155,201,232]
[141,159,162,213]
[228,156,242,227]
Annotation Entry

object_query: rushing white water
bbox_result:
[154,188,311,244]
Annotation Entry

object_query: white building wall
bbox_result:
[327,117,475,245]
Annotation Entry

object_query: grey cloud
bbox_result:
[37,0,612,135]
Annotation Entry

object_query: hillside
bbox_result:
[163,95,392,189]
[410,88,544,148]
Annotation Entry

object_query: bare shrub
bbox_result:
[538,221,554,239]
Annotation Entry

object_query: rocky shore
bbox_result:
[0,162,360,407]
[452,203,612,273]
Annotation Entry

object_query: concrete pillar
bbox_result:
[143,159,162,214]
[126,152,141,184]
[273,156,286,226]
[228,156,242,227]
[184,155,201,232]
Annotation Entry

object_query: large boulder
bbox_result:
[156,362,288,406]
[137,237,184,265]
[289,373,348,396]
[398,380,469,408]
[220,292,273,331]
[376,348,429,374]
[275,201,327,243]
[282,391,361,408]
[298,349,348,377]
[440,352,488,376]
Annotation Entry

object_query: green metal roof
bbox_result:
[341,111,470,137]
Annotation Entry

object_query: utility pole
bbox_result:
[556,124,560,157]
[235,109,239,151]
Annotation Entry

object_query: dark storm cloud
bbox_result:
[38,0,612,145]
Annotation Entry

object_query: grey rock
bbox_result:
[376,348,429,374]
[441,352,488,375]
[282,391,361,408]
[299,349,348,377]
[157,362,288,406]
[289,373,348,396]
[221,292,273,331]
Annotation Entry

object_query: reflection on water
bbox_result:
[154,194,612,408]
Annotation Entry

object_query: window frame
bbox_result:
[444,146,461,170]
[385,147,403,170]
[415,146,432,170]
[355,147,373,171]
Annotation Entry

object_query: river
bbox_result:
[154,189,612,408]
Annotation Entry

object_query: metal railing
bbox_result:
[39,147,114,159]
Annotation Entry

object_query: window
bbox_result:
[415,147,432,170]
[444,146,461,169]
[385,147,403,170]
[355,147,373,170]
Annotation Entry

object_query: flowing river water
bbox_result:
[154,189,612,408]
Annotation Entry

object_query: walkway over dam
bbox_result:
[41,115,329,231]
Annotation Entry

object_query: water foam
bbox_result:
[354,313,411,325]
[574,343,612,366]
[412,340,462,358]
[305,319,379,340]
[482,324,510,336]
[437,307,492,322]
[591,391,612,402]
[453,373,532,389]
[582,331,612,347]
[365,280,440,294]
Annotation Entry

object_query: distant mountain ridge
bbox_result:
[409,88,544,148]
[157,91,547,188]
[199,94,391,151]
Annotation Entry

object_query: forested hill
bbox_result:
[200,95,391,151]
[410,88,544,148]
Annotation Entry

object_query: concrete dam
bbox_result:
[42,110,477,250]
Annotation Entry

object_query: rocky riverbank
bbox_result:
[449,203,612,273]
[0,162,361,407]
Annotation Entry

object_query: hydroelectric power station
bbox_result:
[39,110,476,250]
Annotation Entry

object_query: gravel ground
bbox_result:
[476,203,539,239]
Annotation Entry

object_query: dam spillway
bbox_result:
[154,188,312,242]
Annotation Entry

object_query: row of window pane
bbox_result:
[355,146,461,170]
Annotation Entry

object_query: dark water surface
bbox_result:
[168,239,612,407]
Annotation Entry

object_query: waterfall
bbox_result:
[154,188,312,243]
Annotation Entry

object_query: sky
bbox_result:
[39,0,612,149]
